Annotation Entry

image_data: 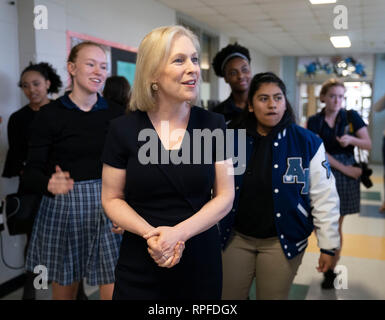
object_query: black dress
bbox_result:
[102,106,226,300]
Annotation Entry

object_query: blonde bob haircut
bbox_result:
[319,78,345,102]
[129,25,200,112]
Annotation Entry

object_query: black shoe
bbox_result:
[321,269,336,290]
[76,281,88,300]
[22,272,36,300]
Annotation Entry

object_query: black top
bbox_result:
[307,109,366,155]
[101,106,226,299]
[22,94,124,195]
[102,106,227,227]
[212,95,245,123]
[233,110,293,239]
[234,131,276,238]
[2,105,38,178]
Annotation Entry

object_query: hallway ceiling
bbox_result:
[155,0,385,56]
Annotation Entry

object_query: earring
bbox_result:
[151,83,159,91]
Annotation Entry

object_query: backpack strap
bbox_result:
[346,109,355,135]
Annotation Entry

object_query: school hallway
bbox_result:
[1,165,385,300]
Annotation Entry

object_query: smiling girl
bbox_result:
[22,42,124,300]
[212,43,252,123]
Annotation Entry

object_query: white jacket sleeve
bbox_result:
[309,142,340,251]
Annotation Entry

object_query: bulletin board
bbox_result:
[66,31,138,86]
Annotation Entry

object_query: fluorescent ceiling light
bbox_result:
[309,0,337,4]
[330,36,351,48]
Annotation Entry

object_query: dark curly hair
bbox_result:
[212,42,251,77]
[18,62,62,94]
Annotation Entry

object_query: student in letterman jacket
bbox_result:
[219,72,341,300]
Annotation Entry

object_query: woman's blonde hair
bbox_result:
[129,25,200,112]
[319,78,345,102]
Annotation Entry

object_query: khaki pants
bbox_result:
[222,232,304,300]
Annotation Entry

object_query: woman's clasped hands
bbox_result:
[143,226,186,268]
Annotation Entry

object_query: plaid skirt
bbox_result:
[331,153,360,215]
[26,179,122,286]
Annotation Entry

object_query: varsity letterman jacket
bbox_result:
[219,123,341,259]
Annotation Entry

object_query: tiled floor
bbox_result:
[2,165,385,300]
[248,164,385,300]
[291,164,385,300]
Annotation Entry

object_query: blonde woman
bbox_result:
[101,26,234,300]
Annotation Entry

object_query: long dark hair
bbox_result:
[18,62,62,94]
[103,76,131,108]
[231,72,296,129]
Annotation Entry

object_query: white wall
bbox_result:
[268,57,283,77]
[248,47,271,76]
[0,0,27,286]
[31,0,176,95]
[371,54,385,164]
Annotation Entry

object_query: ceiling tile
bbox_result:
[201,0,255,5]
[180,6,216,15]
[214,4,262,16]
[158,0,205,9]
[154,0,384,55]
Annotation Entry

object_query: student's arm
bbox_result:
[336,126,371,151]
[309,143,340,272]
[326,152,362,179]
